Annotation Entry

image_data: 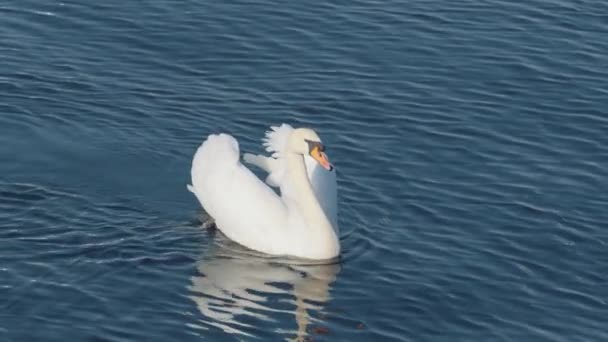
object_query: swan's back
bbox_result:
[189,134,288,254]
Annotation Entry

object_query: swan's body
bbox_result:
[188,124,339,260]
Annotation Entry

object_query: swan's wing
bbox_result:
[305,156,338,232]
[188,134,288,254]
[242,153,278,175]
[241,124,293,187]
[263,124,293,157]
[239,124,293,187]
[241,153,283,188]
[260,124,293,186]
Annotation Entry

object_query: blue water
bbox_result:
[2,0,608,341]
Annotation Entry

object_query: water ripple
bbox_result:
[2,0,608,340]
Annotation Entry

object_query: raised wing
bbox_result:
[188,133,288,254]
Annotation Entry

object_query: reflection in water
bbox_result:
[189,233,341,340]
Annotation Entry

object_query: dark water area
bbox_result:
[2,0,608,341]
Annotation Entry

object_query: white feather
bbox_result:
[263,123,293,157]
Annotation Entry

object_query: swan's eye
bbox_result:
[306,140,324,155]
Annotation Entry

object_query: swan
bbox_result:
[187,124,339,260]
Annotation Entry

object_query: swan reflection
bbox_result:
[189,234,340,340]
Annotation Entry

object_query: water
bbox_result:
[2,0,607,340]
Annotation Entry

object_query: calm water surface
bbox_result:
[2,0,608,341]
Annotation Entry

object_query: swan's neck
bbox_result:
[286,153,338,256]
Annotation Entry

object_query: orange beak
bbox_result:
[310,147,334,171]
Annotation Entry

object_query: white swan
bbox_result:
[188,124,339,260]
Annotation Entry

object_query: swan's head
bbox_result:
[289,128,334,171]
